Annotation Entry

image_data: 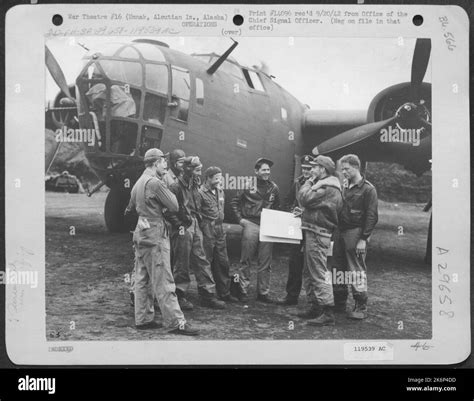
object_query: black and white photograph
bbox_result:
[44,35,433,341]
[4,2,471,369]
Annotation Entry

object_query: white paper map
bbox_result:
[259,209,302,243]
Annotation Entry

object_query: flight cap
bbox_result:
[310,155,336,175]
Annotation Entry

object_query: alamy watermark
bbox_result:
[379,125,424,147]
[55,125,100,147]
[221,173,257,192]
[325,269,367,288]
[0,268,38,288]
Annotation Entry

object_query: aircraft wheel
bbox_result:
[104,187,137,233]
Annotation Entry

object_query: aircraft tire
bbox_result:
[104,187,136,233]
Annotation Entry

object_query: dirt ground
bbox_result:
[45,192,431,341]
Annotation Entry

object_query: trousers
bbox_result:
[171,216,216,299]
[332,227,368,303]
[238,220,273,296]
[284,243,304,300]
[133,220,185,329]
[201,220,231,298]
[303,229,334,306]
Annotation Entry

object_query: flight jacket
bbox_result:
[230,178,280,225]
[166,175,202,228]
[340,177,378,240]
[297,175,343,235]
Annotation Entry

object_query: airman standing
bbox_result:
[230,158,280,303]
[297,155,343,326]
[127,148,199,335]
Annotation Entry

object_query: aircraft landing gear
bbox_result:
[104,186,137,233]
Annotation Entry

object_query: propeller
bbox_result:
[410,39,431,103]
[45,45,76,174]
[313,39,431,156]
[45,45,74,100]
[314,116,397,155]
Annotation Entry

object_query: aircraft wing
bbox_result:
[303,109,367,128]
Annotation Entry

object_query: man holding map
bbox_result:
[231,157,281,303]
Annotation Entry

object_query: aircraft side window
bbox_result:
[145,64,168,94]
[196,78,204,106]
[92,43,124,57]
[281,107,288,121]
[242,69,266,92]
[99,60,142,87]
[248,70,265,92]
[171,68,191,122]
[118,46,140,59]
[139,125,163,156]
[133,43,167,62]
[144,93,167,125]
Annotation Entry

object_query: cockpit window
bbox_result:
[118,46,140,59]
[196,78,204,106]
[133,43,167,62]
[145,64,168,94]
[89,43,124,57]
[171,67,190,121]
[243,69,265,92]
[99,60,142,87]
[172,68,191,101]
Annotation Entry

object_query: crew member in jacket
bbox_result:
[297,155,343,326]
[277,155,314,306]
[332,154,378,320]
[230,158,281,303]
[167,156,226,311]
[199,166,239,303]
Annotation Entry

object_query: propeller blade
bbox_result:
[313,116,397,155]
[410,39,431,102]
[45,45,73,100]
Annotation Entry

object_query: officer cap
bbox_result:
[144,148,168,163]
[310,155,336,175]
[255,157,274,169]
[300,155,314,168]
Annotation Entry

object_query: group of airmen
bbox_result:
[125,147,378,336]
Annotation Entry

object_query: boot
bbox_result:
[177,293,194,311]
[334,301,347,314]
[238,293,249,303]
[296,303,321,319]
[256,294,278,304]
[219,294,240,303]
[169,323,200,336]
[307,306,335,326]
[201,297,226,310]
[347,296,368,320]
[276,296,298,306]
[333,285,348,314]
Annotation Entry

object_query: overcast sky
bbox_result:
[46,36,431,110]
